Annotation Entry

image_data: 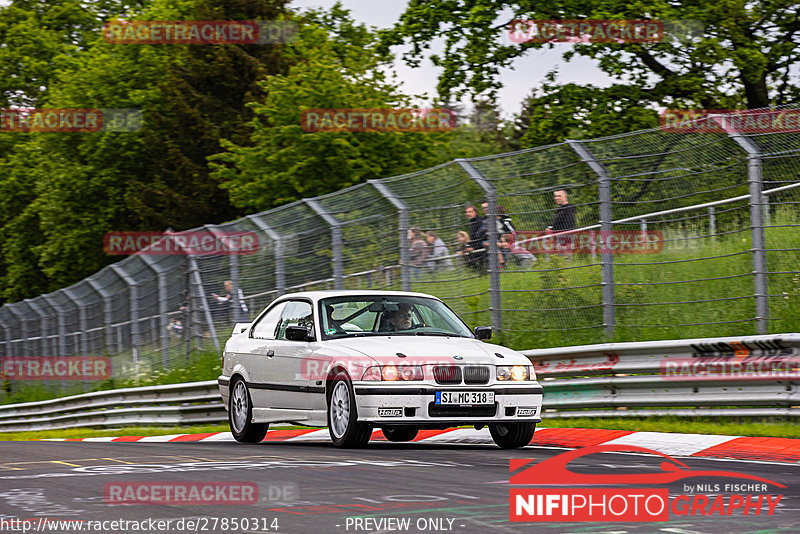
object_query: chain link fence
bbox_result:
[1,108,799,399]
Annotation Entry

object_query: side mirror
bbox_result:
[474,326,492,340]
[286,325,313,342]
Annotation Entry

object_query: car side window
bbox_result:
[275,301,314,340]
[250,302,286,340]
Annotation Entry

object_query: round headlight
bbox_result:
[399,365,422,381]
[511,365,528,381]
[496,366,511,381]
[382,365,399,381]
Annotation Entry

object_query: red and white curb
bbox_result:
[41,427,800,463]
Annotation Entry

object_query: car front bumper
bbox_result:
[353,383,543,424]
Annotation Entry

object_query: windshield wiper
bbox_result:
[413,331,466,337]
[327,332,383,339]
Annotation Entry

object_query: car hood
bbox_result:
[325,335,527,366]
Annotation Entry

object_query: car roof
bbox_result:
[273,290,442,302]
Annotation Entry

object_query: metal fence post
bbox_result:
[456,159,502,334]
[304,198,343,290]
[6,305,28,357]
[110,265,139,365]
[139,256,170,367]
[0,316,7,358]
[715,120,769,333]
[708,207,716,236]
[187,255,220,352]
[567,140,616,338]
[42,294,68,357]
[24,300,49,356]
[369,179,411,291]
[87,279,113,354]
[247,214,286,297]
[205,225,245,323]
[62,289,88,355]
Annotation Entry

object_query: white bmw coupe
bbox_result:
[218,290,543,448]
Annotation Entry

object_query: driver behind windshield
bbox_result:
[380,303,413,332]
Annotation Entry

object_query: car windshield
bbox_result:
[319,295,474,340]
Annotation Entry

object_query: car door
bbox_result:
[238,300,286,409]
[269,300,318,410]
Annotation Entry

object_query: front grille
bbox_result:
[428,402,497,418]
[433,365,462,384]
[464,366,490,384]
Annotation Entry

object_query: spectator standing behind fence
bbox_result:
[464,204,487,271]
[211,280,248,322]
[424,230,453,272]
[547,190,576,233]
[408,226,428,278]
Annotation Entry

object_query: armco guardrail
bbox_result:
[1,334,798,432]
[523,333,800,418]
[0,380,224,432]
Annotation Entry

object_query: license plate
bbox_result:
[435,391,494,405]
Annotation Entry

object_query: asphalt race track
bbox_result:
[0,440,798,534]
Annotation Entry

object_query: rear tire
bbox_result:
[327,372,372,448]
[229,377,269,443]
[382,425,418,442]
[489,422,536,449]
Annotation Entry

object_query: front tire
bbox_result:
[382,425,419,442]
[229,377,269,443]
[489,422,536,449]
[327,372,372,448]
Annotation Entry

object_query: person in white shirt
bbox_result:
[425,230,453,272]
[211,280,248,321]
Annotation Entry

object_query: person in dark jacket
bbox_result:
[548,190,576,232]
[546,189,577,254]
[464,204,487,271]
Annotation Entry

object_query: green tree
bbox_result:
[210,5,455,212]
[510,77,660,148]
[0,0,294,300]
[380,1,800,109]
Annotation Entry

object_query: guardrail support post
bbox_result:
[715,119,769,334]
[567,140,616,338]
[247,215,286,297]
[304,199,343,290]
[456,159,502,335]
[369,180,411,291]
